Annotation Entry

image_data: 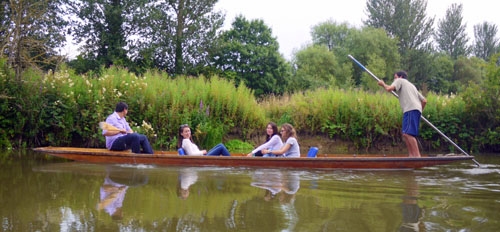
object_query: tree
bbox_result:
[344,27,400,87]
[462,54,500,151]
[290,45,340,91]
[210,16,290,97]
[427,54,454,94]
[364,0,434,88]
[434,3,470,59]
[130,0,223,75]
[64,0,132,73]
[364,0,434,53]
[311,20,352,52]
[0,0,67,79]
[453,56,484,87]
[473,22,499,61]
[310,21,399,87]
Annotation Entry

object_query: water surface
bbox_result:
[1,151,499,231]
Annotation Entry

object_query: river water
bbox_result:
[1,150,499,231]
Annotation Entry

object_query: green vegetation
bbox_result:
[1,58,500,153]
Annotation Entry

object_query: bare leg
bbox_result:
[403,133,421,157]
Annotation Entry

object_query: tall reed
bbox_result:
[0,61,492,153]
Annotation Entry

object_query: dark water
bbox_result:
[1,150,499,232]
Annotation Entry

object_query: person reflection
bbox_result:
[280,170,300,203]
[279,171,300,231]
[97,173,129,220]
[251,169,300,231]
[177,168,198,200]
[399,174,423,232]
[251,169,301,201]
[251,169,283,201]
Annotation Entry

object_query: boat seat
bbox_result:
[307,147,319,158]
[178,148,186,156]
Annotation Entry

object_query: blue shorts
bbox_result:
[402,110,421,137]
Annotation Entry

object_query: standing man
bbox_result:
[103,102,154,154]
[378,71,427,157]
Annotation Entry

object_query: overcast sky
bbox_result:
[215,0,500,59]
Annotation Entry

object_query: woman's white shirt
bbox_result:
[251,134,283,154]
[182,138,204,156]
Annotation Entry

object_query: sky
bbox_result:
[215,0,500,60]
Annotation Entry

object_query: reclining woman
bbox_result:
[262,123,300,158]
[246,122,283,157]
[177,124,231,156]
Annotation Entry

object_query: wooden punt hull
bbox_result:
[33,146,474,170]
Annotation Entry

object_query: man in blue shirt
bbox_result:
[102,102,153,154]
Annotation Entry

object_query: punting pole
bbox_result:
[348,54,481,167]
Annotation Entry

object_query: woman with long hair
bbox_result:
[177,124,230,156]
[246,122,283,157]
[262,123,300,158]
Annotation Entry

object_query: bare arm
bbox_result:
[263,143,291,156]
[378,80,395,92]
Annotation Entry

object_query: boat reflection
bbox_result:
[399,174,423,232]
[177,167,199,200]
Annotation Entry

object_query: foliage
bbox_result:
[364,0,435,87]
[63,0,133,74]
[129,0,224,75]
[426,54,454,94]
[290,45,339,91]
[311,20,353,53]
[0,63,266,150]
[347,27,401,87]
[461,54,500,151]
[453,56,484,87]
[261,88,401,150]
[210,16,291,97]
[0,0,67,78]
[434,3,471,59]
[473,22,500,61]
[309,21,400,87]
[419,93,473,152]
[364,0,434,52]
[224,139,254,153]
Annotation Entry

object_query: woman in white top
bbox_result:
[262,123,300,158]
[246,122,283,157]
[177,124,230,156]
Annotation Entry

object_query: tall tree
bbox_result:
[473,22,499,61]
[364,0,434,53]
[364,0,434,88]
[435,3,470,59]
[210,16,290,97]
[130,0,223,75]
[64,0,131,72]
[0,0,67,79]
